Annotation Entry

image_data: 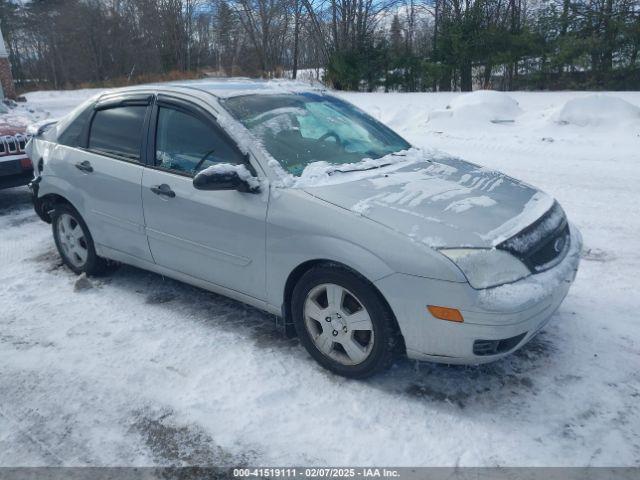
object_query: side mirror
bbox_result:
[193,163,260,193]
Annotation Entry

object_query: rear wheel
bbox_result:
[51,204,107,275]
[292,265,400,378]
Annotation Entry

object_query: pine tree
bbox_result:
[390,14,404,55]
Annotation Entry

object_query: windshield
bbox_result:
[222,93,411,176]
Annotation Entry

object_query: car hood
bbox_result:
[302,156,555,249]
[0,113,30,136]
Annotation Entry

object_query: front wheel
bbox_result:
[51,204,107,275]
[291,265,401,378]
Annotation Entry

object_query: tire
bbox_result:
[51,203,107,275]
[291,265,401,378]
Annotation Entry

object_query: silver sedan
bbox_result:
[27,80,581,378]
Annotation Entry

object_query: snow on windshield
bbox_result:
[249,107,306,139]
[222,93,411,177]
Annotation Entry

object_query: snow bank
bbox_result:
[554,94,640,127]
[428,90,523,125]
[283,68,325,84]
[23,88,106,119]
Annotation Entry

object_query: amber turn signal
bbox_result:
[427,305,464,323]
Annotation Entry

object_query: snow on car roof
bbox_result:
[169,78,326,98]
[89,78,326,104]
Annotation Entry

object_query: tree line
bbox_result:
[0,0,638,92]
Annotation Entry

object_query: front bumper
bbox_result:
[0,171,33,190]
[0,155,33,190]
[375,224,583,364]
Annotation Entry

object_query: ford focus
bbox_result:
[27,81,581,378]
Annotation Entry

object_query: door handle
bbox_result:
[75,160,93,173]
[150,184,176,198]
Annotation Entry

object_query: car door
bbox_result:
[64,94,154,263]
[141,95,268,301]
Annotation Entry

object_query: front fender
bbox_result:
[266,232,395,308]
[265,188,467,310]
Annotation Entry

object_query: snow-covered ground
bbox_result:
[1,87,639,467]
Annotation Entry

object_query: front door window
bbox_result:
[155,107,243,175]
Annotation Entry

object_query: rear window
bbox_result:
[89,106,147,161]
[58,105,94,147]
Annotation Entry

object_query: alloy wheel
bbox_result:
[303,283,375,366]
[56,213,89,268]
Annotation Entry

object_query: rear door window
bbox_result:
[89,106,147,162]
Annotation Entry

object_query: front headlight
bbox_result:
[439,248,530,289]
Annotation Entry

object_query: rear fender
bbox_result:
[33,175,87,223]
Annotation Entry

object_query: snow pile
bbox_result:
[553,94,640,127]
[428,90,523,125]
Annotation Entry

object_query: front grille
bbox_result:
[498,201,570,273]
[0,134,31,157]
[473,333,527,356]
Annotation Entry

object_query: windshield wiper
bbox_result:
[329,162,392,175]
